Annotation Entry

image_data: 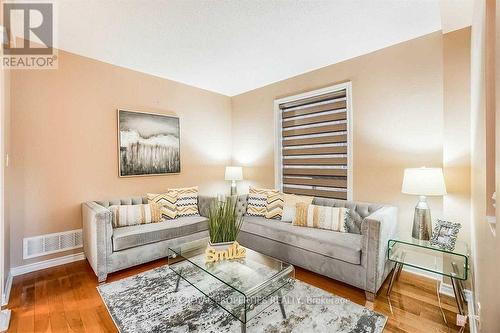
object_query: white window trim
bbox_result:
[273,81,353,200]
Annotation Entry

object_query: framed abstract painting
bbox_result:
[118,109,180,176]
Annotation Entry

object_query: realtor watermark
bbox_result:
[1,2,57,69]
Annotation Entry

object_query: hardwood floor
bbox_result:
[3,259,467,332]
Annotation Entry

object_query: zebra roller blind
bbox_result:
[279,88,350,200]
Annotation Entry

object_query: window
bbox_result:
[274,82,352,200]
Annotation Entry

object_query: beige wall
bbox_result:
[2,68,10,289]
[443,27,472,247]
[469,0,500,331]
[8,49,232,267]
[232,31,447,236]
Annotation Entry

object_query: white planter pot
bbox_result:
[208,240,236,251]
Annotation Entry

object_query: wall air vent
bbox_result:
[23,229,83,259]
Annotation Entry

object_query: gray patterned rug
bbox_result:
[98,265,386,333]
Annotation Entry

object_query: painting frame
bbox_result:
[117,109,181,177]
[429,219,462,251]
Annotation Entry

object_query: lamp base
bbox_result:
[230,181,237,196]
[412,196,432,240]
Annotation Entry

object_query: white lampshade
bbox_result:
[402,167,447,196]
[225,166,243,181]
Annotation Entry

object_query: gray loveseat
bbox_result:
[82,195,214,282]
[235,195,398,300]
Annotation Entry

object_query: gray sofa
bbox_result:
[82,194,397,300]
[235,195,398,300]
[82,195,214,282]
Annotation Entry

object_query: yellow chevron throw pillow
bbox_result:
[247,187,279,217]
[147,191,178,220]
[110,203,162,228]
[171,186,199,217]
[265,192,284,219]
[293,203,349,233]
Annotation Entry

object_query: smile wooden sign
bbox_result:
[205,241,247,263]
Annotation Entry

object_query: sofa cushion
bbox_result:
[265,192,284,220]
[281,194,314,222]
[109,203,162,228]
[112,216,208,251]
[241,216,363,265]
[293,203,349,233]
[246,187,279,217]
[171,186,199,217]
[147,192,178,219]
[312,198,382,234]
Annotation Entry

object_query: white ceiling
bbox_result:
[439,0,474,33]
[50,0,469,96]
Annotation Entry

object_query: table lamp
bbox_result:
[402,167,447,240]
[225,166,243,196]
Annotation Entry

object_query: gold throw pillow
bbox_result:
[246,187,279,217]
[147,191,178,220]
[265,192,284,219]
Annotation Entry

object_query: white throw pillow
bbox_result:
[280,194,314,222]
[281,205,296,223]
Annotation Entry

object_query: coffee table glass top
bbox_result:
[388,236,469,280]
[167,238,295,323]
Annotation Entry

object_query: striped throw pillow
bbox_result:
[172,186,199,217]
[147,191,178,220]
[246,187,279,217]
[109,204,162,228]
[292,203,349,233]
[265,192,284,219]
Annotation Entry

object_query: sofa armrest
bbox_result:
[198,195,217,218]
[361,205,398,294]
[82,201,113,282]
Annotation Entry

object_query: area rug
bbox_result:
[98,265,386,333]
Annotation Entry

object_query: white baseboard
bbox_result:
[402,265,442,281]
[438,282,473,300]
[10,252,85,277]
[0,309,11,332]
[438,282,455,297]
[1,273,12,306]
[402,266,470,296]
[467,292,478,333]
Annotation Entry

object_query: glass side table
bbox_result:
[387,237,469,315]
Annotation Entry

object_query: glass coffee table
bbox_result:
[387,236,469,316]
[168,238,295,333]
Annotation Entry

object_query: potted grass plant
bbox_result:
[208,196,244,250]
